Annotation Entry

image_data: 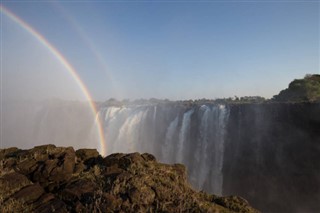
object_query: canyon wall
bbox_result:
[99,102,320,212]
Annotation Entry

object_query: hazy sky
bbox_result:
[2,1,319,101]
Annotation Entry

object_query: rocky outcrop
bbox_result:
[0,145,259,212]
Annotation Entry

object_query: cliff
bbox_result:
[224,102,320,212]
[0,145,259,213]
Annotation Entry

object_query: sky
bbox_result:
[1,0,319,101]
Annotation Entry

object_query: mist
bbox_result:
[1,13,101,151]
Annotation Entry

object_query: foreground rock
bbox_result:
[0,145,259,212]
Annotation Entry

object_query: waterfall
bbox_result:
[177,109,194,163]
[162,115,179,163]
[100,104,229,195]
[210,105,229,195]
[192,105,211,189]
[114,108,147,153]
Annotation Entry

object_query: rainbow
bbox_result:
[1,6,106,155]
[52,2,122,99]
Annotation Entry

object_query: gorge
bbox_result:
[98,101,320,212]
[2,75,320,212]
[3,100,319,212]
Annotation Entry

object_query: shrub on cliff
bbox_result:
[273,74,320,102]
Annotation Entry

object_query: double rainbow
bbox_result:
[1,6,106,155]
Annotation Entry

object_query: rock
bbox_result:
[62,180,98,203]
[0,147,19,160]
[16,158,38,175]
[76,149,99,161]
[12,183,44,204]
[34,198,67,213]
[74,162,86,174]
[214,196,255,213]
[0,145,260,213]
[128,186,155,205]
[102,193,122,211]
[47,147,75,183]
[33,193,55,208]
[0,172,32,200]
[141,153,156,161]
[0,172,31,190]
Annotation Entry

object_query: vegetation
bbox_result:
[273,74,320,102]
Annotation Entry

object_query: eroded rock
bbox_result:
[0,145,259,213]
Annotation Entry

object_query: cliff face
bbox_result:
[0,145,258,213]
[224,103,320,212]
[97,102,320,213]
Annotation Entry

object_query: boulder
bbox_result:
[12,183,44,204]
[75,149,99,161]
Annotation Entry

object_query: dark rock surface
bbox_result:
[0,145,259,212]
[224,103,320,212]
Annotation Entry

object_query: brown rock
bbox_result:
[16,158,38,175]
[141,153,156,161]
[0,172,31,190]
[74,200,86,212]
[103,153,125,167]
[12,183,44,204]
[33,193,55,208]
[104,165,124,177]
[103,193,122,210]
[0,147,19,160]
[34,198,67,213]
[74,162,86,174]
[213,196,255,213]
[0,145,260,213]
[49,147,75,182]
[128,186,155,205]
[76,148,99,161]
[61,180,98,203]
[0,172,32,201]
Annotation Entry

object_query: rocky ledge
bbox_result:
[0,145,259,212]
